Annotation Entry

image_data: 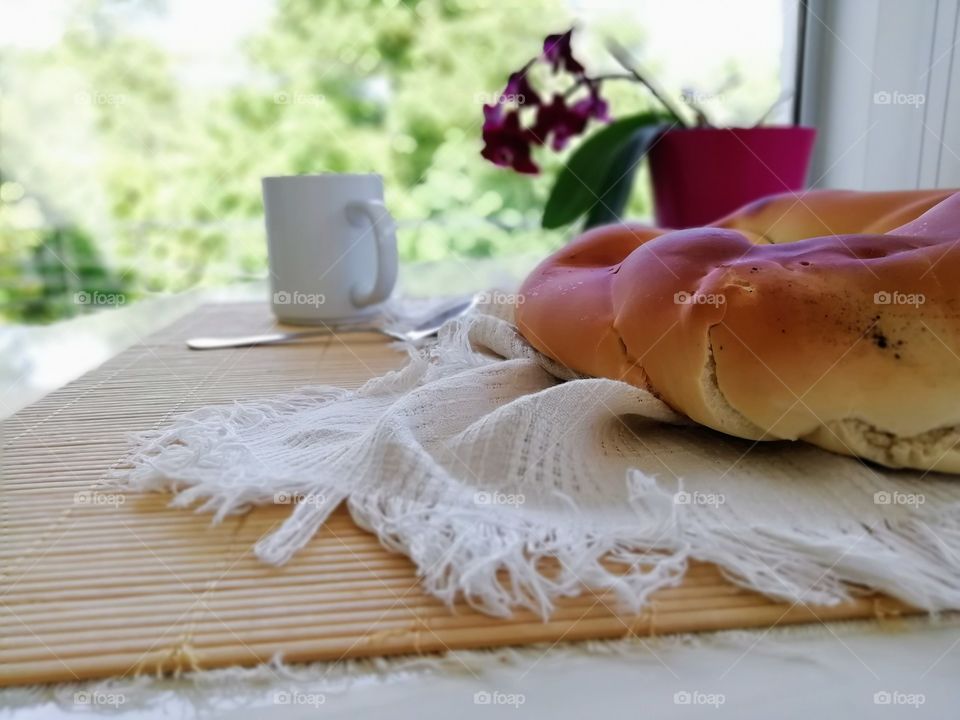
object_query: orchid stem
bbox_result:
[605,39,690,128]
[563,73,636,97]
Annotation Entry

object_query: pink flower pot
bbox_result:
[647,126,817,229]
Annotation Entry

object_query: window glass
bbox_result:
[0,0,797,322]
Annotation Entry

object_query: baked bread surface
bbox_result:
[516,189,960,472]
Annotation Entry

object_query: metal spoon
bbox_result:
[186,295,478,350]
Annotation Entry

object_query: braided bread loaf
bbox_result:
[516,189,960,472]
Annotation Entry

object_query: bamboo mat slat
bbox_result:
[0,301,917,686]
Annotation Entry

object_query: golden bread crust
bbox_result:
[516,189,960,472]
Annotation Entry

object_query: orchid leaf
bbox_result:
[583,122,665,229]
[541,111,669,229]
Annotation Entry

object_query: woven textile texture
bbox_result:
[122,302,960,618]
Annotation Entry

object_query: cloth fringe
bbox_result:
[118,307,960,618]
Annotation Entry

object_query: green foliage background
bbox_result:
[0,0,666,322]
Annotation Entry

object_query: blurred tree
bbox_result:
[0,0,666,322]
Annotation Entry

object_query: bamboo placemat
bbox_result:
[0,301,916,686]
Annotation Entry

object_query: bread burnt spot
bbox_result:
[866,316,907,358]
[866,314,888,347]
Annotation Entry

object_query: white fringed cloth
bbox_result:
[122,301,960,618]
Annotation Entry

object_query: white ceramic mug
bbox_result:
[262,174,398,324]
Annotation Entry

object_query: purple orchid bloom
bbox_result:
[530,95,589,151]
[480,28,610,173]
[571,81,610,122]
[504,70,541,106]
[543,29,584,75]
[481,103,540,174]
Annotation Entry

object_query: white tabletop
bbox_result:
[2,618,958,719]
[2,261,959,718]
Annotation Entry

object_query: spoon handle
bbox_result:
[187,325,381,350]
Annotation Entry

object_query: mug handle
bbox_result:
[345,199,398,308]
